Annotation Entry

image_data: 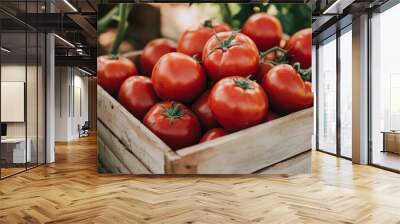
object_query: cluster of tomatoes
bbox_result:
[97,13,313,150]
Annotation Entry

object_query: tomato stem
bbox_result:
[293,62,311,82]
[260,47,288,65]
[266,60,278,65]
[162,103,187,120]
[263,46,287,56]
[110,3,132,58]
[234,78,254,90]
[98,6,119,33]
[208,31,240,56]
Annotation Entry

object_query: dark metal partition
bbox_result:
[314,19,353,160]
[0,0,47,180]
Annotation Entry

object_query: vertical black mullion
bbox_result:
[44,31,47,164]
[0,21,2,179]
[69,69,71,118]
[25,0,28,171]
[72,68,75,118]
[336,27,341,157]
[60,67,62,117]
[44,0,47,164]
[315,44,320,151]
[36,0,39,167]
[367,11,373,165]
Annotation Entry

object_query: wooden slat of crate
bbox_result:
[98,121,151,174]
[97,85,178,174]
[98,137,131,174]
[168,108,313,174]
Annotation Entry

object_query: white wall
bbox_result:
[54,67,89,141]
[55,66,69,141]
[72,73,89,138]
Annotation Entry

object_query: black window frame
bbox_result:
[0,0,47,180]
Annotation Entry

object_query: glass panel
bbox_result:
[38,32,45,165]
[339,28,352,158]
[26,0,40,169]
[371,4,400,171]
[1,31,27,177]
[317,36,337,154]
[27,30,38,169]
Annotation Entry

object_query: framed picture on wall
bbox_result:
[1,81,25,123]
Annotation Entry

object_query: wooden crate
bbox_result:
[97,84,313,174]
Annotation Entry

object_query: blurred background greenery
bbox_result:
[98,3,311,55]
[217,3,311,36]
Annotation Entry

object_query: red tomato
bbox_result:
[177,20,230,58]
[209,76,268,132]
[191,90,219,131]
[202,31,259,81]
[253,50,279,82]
[261,64,313,114]
[97,56,138,97]
[118,76,159,120]
[255,62,274,83]
[97,55,109,78]
[140,38,176,76]
[200,128,226,143]
[143,102,201,150]
[286,28,312,69]
[152,52,206,103]
[242,13,283,51]
[266,111,280,121]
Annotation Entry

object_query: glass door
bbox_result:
[339,26,352,159]
[316,23,354,159]
[27,30,38,170]
[370,3,400,171]
[317,35,337,155]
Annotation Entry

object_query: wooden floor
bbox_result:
[1,167,26,178]
[1,163,45,178]
[1,135,400,224]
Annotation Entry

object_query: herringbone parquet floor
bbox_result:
[1,135,400,224]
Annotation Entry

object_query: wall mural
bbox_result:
[96,3,313,174]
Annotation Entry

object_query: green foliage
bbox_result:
[218,3,311,35]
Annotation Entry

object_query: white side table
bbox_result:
[1,138,31,163]
[381,131,400,154]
